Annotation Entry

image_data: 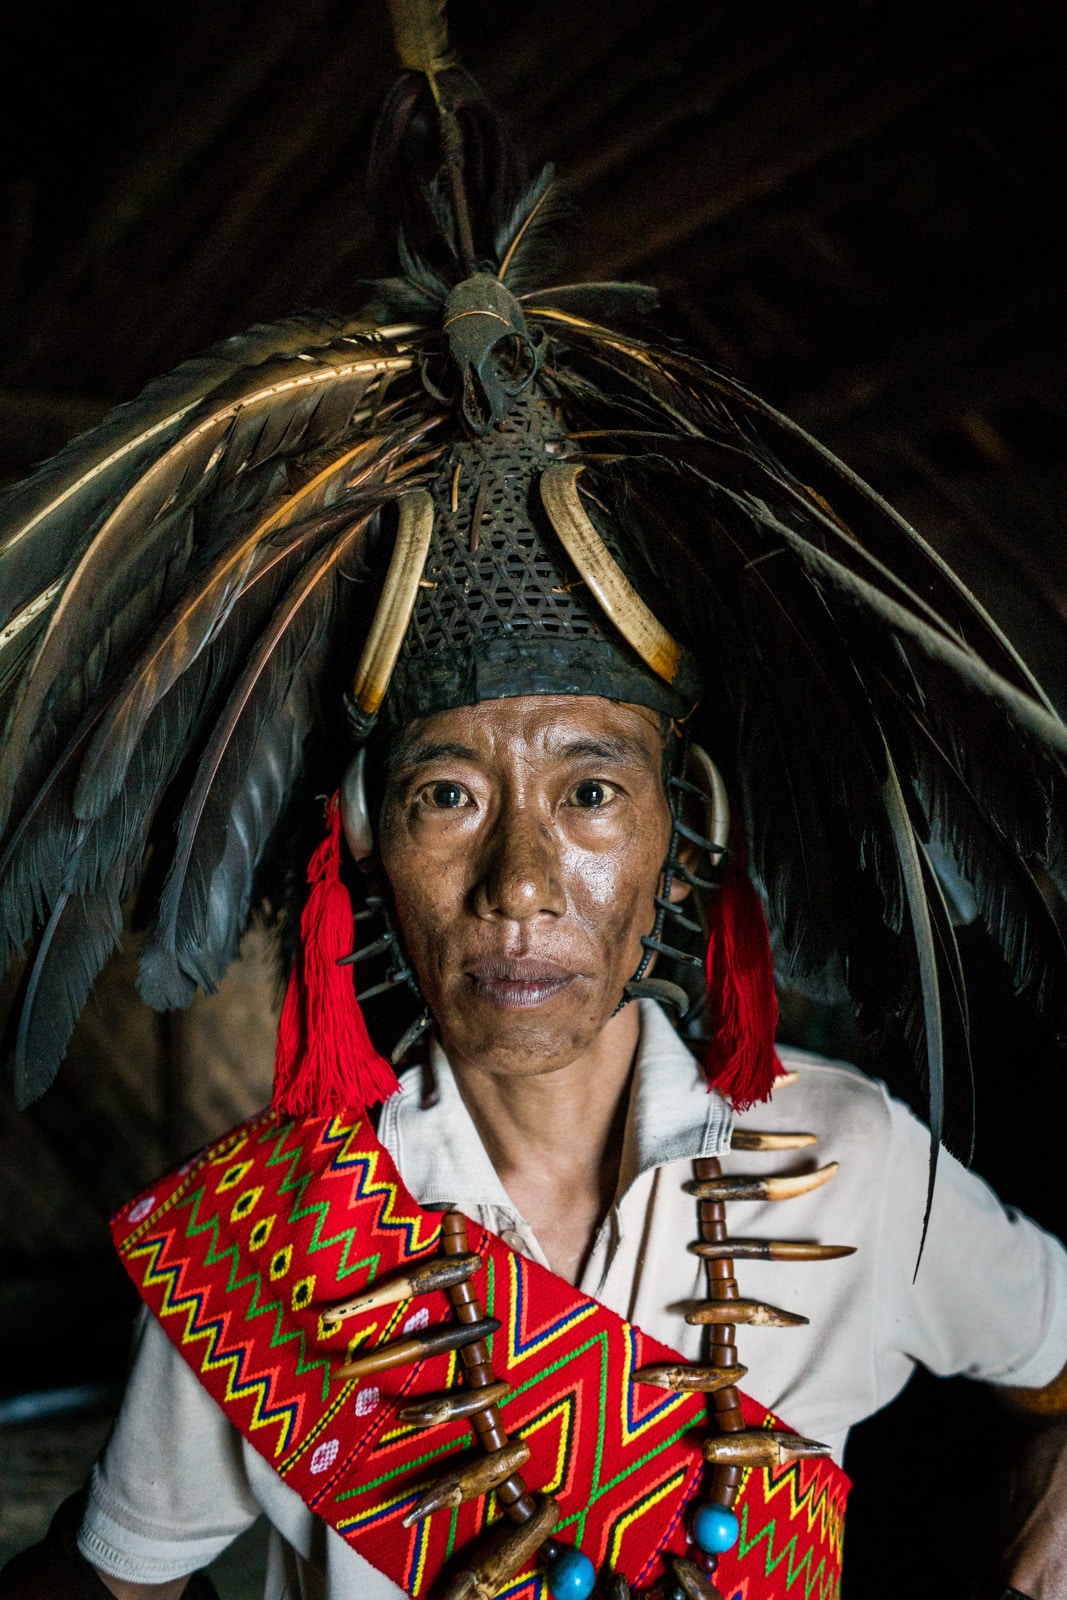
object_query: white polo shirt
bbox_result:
[78,1003,1067,1598]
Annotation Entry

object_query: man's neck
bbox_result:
[445,1004,641,1286]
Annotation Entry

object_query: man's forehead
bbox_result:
[384,695,667,773]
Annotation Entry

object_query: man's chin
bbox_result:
[436,992,616,1078]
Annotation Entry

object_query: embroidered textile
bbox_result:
[112,1110,849,1598]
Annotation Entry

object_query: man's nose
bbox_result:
[473,805,566,921]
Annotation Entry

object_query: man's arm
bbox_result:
[0,1494,214,1600]
[998,1364,1067,1600]
[91,1572,192,1600]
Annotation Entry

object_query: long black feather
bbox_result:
[13,880,123,1108]
[0,339,417,836]
[728,493,1067,759]
[0,587,253,968]
[909,713,1066,1017]
[548,321,1055,706]
[0,313,384,636]
[495,166,573,293]
[143,521,370,1005]
[70,477,380,825]
[880,742,944,1260]
[143,607,329,1005]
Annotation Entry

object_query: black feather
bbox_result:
[13,881,123,1108]
[495,165,573,293]
[0,313,384,636]
[142,521,369,1006]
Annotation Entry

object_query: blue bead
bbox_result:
[692,1501,739,1554]
[545,1545,596,1600]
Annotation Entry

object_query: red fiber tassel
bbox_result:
[703,855,782,1111]
[272,794,400,1118]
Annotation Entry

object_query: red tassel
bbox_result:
[272,794,400,1118]
[703,855,782,1112]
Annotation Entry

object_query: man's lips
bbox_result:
[464,958,579,1009]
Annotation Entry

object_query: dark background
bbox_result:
[1,1,1065,1593]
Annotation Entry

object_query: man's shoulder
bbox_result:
[774,1043,884,1095]
[736,1044,898,1157]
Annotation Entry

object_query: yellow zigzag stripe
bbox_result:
[736,1457,846,1600]
[605,1465,688,1573]
[761,1457,846,1561]
[519,1396,574,1496]
[129,1236,296,1459]
[618,1325,690,1445]
[328,1124,441,1257]
[506,1250,598,1366]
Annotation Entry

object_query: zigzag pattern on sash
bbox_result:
[113,1108,849,1599]
[506,1248,599,1361]
[737,1456,846,1599]
[125,1168,326,1456]
[270,1117,441,1271]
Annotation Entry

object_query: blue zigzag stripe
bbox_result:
[127,1230,302,1454]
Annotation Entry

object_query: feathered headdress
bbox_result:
[1,0,1064,1225]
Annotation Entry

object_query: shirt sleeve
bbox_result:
[877,1090,1067,1392]
[78,1306,262,1584]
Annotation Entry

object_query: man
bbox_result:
[1,4,1066,1596]
[62,692,1067,1599]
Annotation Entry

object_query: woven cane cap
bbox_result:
[384,393,699,727]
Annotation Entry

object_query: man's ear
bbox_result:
[669,827,700,903]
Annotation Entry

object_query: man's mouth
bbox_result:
[464,958,578,1009]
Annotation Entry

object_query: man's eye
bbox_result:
[428,782,466,809]
[572,780,615,808]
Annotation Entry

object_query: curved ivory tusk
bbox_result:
[685,1298,809,1329]
[702,1428,830,1467]
[730,1129,818,1151]
[402,1437,531,1525]
[631,1362,747,1393]
[539,462,684,685]
[350,489,435,717]
[684,1162,839,1203]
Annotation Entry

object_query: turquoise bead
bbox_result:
[545,1545,596,1599]
[692,1501,739,1554]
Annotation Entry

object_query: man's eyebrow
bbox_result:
[386,738,480,775]
[557,736,658,768]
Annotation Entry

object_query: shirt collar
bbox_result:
[378,999,733,1212]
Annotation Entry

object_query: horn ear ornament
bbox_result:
[350,489,435,730]
[539,462,684,686]
[688,743,731,861]
[340,747,374,862]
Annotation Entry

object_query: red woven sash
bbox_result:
[112,1109,849,1597]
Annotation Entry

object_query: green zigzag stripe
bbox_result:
[738,1463,845,1600]
[127,1230,302,1452]
[181,1181,333,1393]
[269,1117,433,1283]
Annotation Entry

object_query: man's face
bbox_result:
[377,695,672,1078]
